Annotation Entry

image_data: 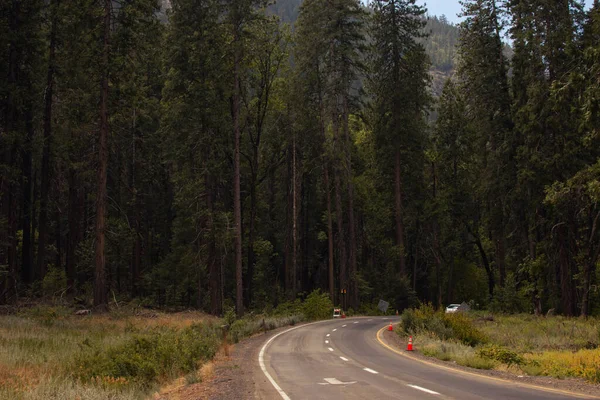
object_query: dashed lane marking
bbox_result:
[407,385,440,395]
[340,356,349,361]
[363,368,378,374]
[328,347,334,352]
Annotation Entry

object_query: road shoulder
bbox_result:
[378,328,600,399]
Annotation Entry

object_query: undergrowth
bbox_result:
[399,304,600,383]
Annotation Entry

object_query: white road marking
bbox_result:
[328,347,334,352]
[342,324,347,327]
[368,319,373,321]
[332,328,337,332]
[326,333,330,337]
[353,321,359,324]
[325,340,329,344]
[407,385,440,395]
[339,356,349,361]
[363,368,378,374]
[322,378,356,385]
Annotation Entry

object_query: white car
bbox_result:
[445,304,462,314]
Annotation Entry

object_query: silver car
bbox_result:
[445,304,462,314]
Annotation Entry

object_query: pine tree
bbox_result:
[369,0,430,282]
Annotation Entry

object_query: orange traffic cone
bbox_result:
[388,322,393,331]
[406,336,413,351]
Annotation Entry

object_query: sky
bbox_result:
[417,0,593,25]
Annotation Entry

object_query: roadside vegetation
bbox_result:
[0,290,332,399]
[399,305,600,384]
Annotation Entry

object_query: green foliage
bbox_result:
[489,273,529,314]
[401,304,487,346]
[41,266,67,298]
[272,299,303,317]
[477,344,524,367]
[301,290,333,321]
[75,323,220,386]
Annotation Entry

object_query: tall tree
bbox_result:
[458,0,513,292]
[94,0,111,310]
[369,0,429,281]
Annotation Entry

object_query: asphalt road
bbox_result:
[257,317,598,400]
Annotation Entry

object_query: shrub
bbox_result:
[302,290,333,321]
[477,344,524,366]
[444,313,488,346]
[42,265,67,297]
[272,299,302,317]
[457,356,497,370]
[401,304,487,346]
[75,323,220,387]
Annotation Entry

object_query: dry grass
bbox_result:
[405,312,600,383]
[473,314,600,352]
[0,306,213,399]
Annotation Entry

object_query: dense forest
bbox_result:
[1,0,599,317]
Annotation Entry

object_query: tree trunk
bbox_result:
[291,128,298,299]
[37,0,58,283]
[245,166,257,308]
[557,224,575,316]
[473,234,494,297]
[324,166,334,301]
[342,96,358,309]
[94,0,110,311]
[21,102,34,285]
[66,167,79,294]
[233,27,244,317]
[395,150,406,276]
[1,0,20,304]
[581,211,599,317]
[207,171,221,315]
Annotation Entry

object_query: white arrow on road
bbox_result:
[318,378,357,386]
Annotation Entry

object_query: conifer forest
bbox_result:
[1,0,600,318]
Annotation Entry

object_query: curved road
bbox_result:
[257,317,598,400]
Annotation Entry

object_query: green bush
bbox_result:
[42,265,67,297]
[272,299,302,317]
[444,313,488,346]
[75,323,220,387]
[477,344,524,367]
[401,304,487,346]
[302,290,333,321]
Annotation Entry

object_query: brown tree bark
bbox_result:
[206,170,222,315]
[37,0,58,283]
[1,0,20,304]
[342,96,358,309]
[94,0,111,311]
[66,166,80,294]
[395,150,406,276]
[581,210,599,317]
[21,102,34,285]
[291,128,298,299]
[233,25,244,317]
[324,166,335,301]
